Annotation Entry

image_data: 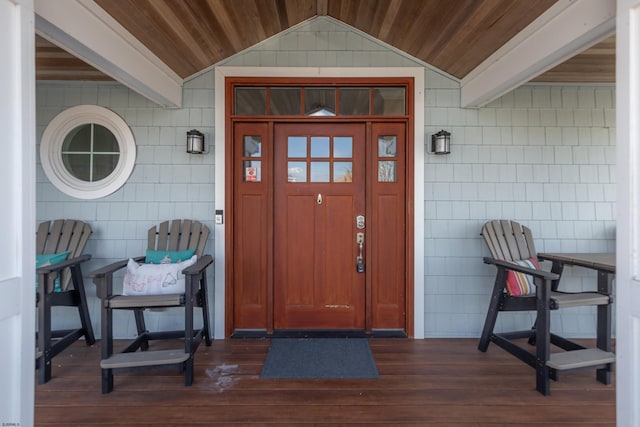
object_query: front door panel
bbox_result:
[274,123,365,329]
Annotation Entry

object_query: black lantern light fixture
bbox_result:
[430,130,451,155]
[186,129,205,154]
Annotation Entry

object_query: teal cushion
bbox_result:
[145,248,196,264]
[36,251,70,292]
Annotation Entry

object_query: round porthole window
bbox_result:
[40,105,136,199]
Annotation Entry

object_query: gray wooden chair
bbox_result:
[91,219,213,393]
[36,219,95,384]
[479,220,615,395]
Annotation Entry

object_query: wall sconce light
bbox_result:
[186,129,205,154]
[430,130,451,155]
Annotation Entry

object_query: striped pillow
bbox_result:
[505,257,540,296]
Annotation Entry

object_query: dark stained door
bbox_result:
[274,123,365,329]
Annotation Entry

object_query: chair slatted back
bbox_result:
[37,219,92,291]
[147,219,210,257]
[481,220,536,262]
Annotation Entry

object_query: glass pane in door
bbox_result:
[333,137,352,158]
[378,136,397,157]
[310,137,330,157]
[310,162,330,182]
[288,162,307,182]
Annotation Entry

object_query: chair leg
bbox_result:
[133,309,149,351]
[102,368,114,394]
[596,270,613,385]
[71,266,95,345]
[529,261,564,347]
[535,279,552,396]
[479,269,506,352]
[596,299,612,384]
[199,274,212,346]
[101,297,115,393]
[184,359,194,386]
[38,284,52,384]
[527,320,537,346]
[183,284,195,386]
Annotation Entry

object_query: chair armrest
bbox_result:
[182,255,213,297]
[36,254,92,275]
[37,254,92,295]
[90,256,145,299]
[182,254,214,276]
[483,257,560,281]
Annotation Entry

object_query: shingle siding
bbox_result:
[36,17,615,339]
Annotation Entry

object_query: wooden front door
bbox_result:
[274,123,365,329]
[227,78,414,337]
[230,120,409,335]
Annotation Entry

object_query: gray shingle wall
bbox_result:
[36,17,615,339]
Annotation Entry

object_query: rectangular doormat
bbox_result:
[260,338,379,379]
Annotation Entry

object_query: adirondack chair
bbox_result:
[36,219,95,384]
[479,220,615,395]
[91,219,213,393]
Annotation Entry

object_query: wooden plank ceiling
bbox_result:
[35,0,615,83]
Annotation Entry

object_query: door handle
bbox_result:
[356,232,364,273]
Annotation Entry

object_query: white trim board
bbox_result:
[461,0,615,107]
[34,0,183,108]
[213,66,425,339]
[615,0,640,423]
[0,0,36,424]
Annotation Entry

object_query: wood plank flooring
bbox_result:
[34,338,615,426]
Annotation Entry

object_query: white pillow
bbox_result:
[122,255,197,296]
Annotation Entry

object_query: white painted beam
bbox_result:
[35,0,183,108]
[461,0,616,108]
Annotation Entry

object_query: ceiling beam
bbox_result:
[317,0,328,16]
[461,0,615,108]
[34,0,183,107]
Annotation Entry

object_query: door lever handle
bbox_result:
[356,232,365,273]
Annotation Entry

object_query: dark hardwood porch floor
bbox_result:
[35,338,615,426]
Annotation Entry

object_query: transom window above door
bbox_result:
[234,86,406,116]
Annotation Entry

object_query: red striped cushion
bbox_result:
[505,257,540,296]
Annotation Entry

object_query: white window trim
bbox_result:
[40,105,136,199]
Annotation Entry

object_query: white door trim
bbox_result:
[0,0,36,424]
[616,0,640,423]
[213,66,425,338]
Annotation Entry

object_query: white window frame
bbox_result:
[40,104,136,199]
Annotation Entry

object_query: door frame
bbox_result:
[0,0,36,423]
[616,0,640,422]
[214,67,425,338]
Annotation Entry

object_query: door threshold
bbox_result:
[231,329,407,339]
